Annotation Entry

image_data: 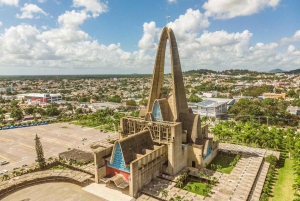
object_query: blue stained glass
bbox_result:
[107,142,130,173]
[203,143,211,159]
[152,101,162,121]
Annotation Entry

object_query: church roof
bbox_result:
[118,130,154,165]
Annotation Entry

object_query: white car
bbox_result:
[2,170,8,173]
[0,161,9,165]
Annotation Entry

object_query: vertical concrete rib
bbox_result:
[147,27,188,122]
[168,28,188,121]
[147,27,168,113]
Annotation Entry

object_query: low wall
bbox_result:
[0,176,93,199]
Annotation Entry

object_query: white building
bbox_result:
[197,100,227,117]
[16,93,62,103]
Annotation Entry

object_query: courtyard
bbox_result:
[0,122,114,172]
[2,182,105,201]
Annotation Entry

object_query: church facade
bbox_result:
[93,27,218,197]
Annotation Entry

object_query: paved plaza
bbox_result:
[0,123,114,172]
[83,183,132,201]
[138,143,280,201]
[2,182,105,201]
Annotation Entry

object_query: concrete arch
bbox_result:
[147,27,188,122]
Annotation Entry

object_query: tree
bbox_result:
[177,181,183,188]
[1,174,9,181]
[188,94,202,103]
[139,99,148,106]
[35,134,46,169]
[186,185,192,191]
[25,106,35,115]
[107,95,121,103]
[126,99,137,106]
[161,189,168,200]
[11,108,23,120]
[75,108,83,115]
[175,195,182,201]
[46,106,61,116]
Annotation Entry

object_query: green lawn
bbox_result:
[183,181,210,196]
[207,155,234,174]
[273,159,294,201]
[70,121,115,132]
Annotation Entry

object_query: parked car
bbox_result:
[0,161,9,166]
[2,170,8,173]
[22,164,27,167]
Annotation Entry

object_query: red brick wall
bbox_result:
[105,163,130,180]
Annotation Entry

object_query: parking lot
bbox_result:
[0,123,114,173]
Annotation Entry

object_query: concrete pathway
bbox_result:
[83,183,133,201]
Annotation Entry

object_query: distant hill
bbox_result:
[268,69,285,73]
[286,69,300,74]
[183,69,217,75]
[183,68,300,75]
[221,69,260,75]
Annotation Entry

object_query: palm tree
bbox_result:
[182,172,188,182]
[12,171,18,177]
[212,177,217,185]
[176,176,182,183]
[186,185,192,191]
[177,181,183,189]
[161,189,168,200]
[175,195,182,201]
[194,185,200,192]
[198,172,204,182]
[205,174,211,183]
[2,174,10,181]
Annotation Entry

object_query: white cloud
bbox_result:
[0,24,141,74]
[38,28,89,44]
[0,21,2,26]
[288,45,296,52]
[168,0,176,3]
[58,10,90,29]
[72,0,108,17]
[16,3,48,19]
[167,9,210,42]
[0,6,299,74]
[281,30,300,44]
[0,0,18,6]
[203,0,281,19]
[38,0,47,3]
[138,22,160,50]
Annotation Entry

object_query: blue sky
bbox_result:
[0,0,299,75]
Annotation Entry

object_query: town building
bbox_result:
[262,93,286,99]
[287,106,300,117]
[93,27,218,198]
[16,93,62,103]
[0,87,14,92]
[197,100,227,118]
